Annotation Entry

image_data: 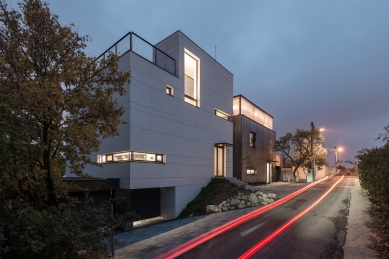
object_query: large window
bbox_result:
[97,151,165,164]
[184,50,199,107]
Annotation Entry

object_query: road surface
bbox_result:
[177,176,354,259]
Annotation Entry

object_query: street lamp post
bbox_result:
[310,122,315,180]
[334,146,343,174]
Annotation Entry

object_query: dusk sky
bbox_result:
[7,0,389,166]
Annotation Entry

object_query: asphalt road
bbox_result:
[177,176,353,259]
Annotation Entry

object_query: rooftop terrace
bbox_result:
[98,32,176,76]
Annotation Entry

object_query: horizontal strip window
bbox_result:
[215,108,230,120]
[97,151,165,164]
[247,169,256,175]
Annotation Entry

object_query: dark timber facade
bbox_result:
[229,95,276,184]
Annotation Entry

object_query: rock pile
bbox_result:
[206,191,277,213]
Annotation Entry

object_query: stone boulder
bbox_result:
[249,193,259,204]
[230,198,240,206]
[238,203,246,209]
[206,205,219,213]
[267,193,277,199]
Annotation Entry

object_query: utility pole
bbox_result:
[310,122,316,181]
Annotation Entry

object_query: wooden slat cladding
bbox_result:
[229,114,276,184]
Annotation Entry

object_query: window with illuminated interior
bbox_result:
[166,85,174,96]
[215,108,229,120]
[247,169,256,175]
[97,151,165,164]
[184,50,199,106]
[250,132,256,148]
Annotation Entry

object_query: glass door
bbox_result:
[214,146,225,177]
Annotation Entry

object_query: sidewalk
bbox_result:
[343,178,377,258]
[114,181,308,258]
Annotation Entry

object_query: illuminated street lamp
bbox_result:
[334,146,343,173]
[310,123,325,181]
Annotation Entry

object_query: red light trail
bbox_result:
[238,175,344,259]
[156,177,330,259]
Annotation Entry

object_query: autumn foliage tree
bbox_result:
[0,0,130,257]
[275,128,326,182]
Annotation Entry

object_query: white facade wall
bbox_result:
[77,31,234,219]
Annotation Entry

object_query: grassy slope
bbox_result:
[177,178,254,219]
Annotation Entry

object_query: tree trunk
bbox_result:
[43,124,57,207]
[292,166,299,182]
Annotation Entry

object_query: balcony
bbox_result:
[98,32,176,76]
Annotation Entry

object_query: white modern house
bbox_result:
[69,31,234,220]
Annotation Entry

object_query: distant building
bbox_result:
[67,31,234,220]
[229,95,276,184]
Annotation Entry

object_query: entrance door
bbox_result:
[214,146,225,177]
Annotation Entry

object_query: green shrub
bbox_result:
[357,144,389,211]
[0,199,127,259]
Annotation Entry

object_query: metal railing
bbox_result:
[97,32,176,76]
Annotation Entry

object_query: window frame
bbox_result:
[97,150,166,164]
[184,49,200,107]
[166,85,174,96]
[247,169,256,175]
[215,108,230,120]
[249,132,256,148]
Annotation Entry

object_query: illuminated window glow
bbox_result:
[247,169,256,175]
[113,152,130,161]
[97,151,165,164]
[184,49,200,107]
[250,132,256,148]
[166,85,174,96]
[215,108,230,120]
[233,95,273,130]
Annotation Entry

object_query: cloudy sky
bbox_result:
[6,0,389,166]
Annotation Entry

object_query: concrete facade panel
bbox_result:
[151,177,181,188]
[130,163,162,179]
[130,178,151,189]
[130,127,163,153]
[130,109,150,130]
[161,164,184,178]
[129,81,150,107]
[130,52,151,76]
[150,114,182,137]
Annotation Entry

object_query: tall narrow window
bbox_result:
[184,50,199,106]
[250,132,256,148]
